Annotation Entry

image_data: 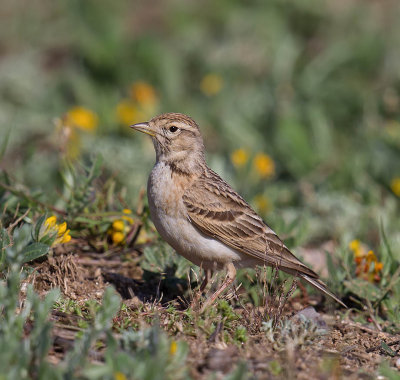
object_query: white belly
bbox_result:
[147,162,252,270]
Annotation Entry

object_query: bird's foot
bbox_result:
[199,263,236,313]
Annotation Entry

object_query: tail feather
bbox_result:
[301,274,347,308]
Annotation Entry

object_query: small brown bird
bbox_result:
[131,113,346,309]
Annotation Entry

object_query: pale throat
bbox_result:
[156,148,205,175]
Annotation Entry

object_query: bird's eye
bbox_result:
[169,126,178,133]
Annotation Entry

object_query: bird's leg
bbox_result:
[190,268,213,309]
[200,263,236,313]
[200,268,213,292]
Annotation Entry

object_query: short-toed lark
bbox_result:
[131,113,346,309]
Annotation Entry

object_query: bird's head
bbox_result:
[131,113,206,169]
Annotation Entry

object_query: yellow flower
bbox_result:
[349,239,364,258]
[112,232,125,245]
[375,262,383,272]
[42,216,71,245]
[45,216,57,229]
[114,372,127,380]
[390,177,400,197]
[169,341,178,355]
[200,74,223,96]
[253,153,275,178]
[351,240,383,283]
[349,239,360,252]
[366,250,376,262]
[66,106,98,131]
[112,220,125,232]
[122,209,134,224]
[231,148,249,169]
[253,194,269,213]
[109,211,136,245]
[58,230,71,244]
[130,81,157,107]
[57,222,67,235]
[116,100,146,125]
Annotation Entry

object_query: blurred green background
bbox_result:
[1,0,400,252]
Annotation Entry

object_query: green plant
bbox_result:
[0,222,190,379]
[262,314,327,352]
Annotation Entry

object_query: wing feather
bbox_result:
[183,170,318,278]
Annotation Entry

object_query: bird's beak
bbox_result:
[130,122,156,137]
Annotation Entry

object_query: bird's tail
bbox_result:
[300,274,347,308]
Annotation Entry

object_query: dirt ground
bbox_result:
[25,241,400,379]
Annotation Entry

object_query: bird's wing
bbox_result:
[182,169,318,278]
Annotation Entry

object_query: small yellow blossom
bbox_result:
[366,250,376,262]
[375,262,383,272]
[45,216,57,229]
[231,148,249,169]
[390,177,400,197]
[349,239,363,258]
[253,153,275,178]
[200,74,223,96]
[114,372,127,380]
[130,81,158,107]
[112,220,125,232]
[169,341,178,355]
[42,216,71,246]
[58,230,71,244]
[116,100,146,125]
[350,239,383,283]
[66,106,98,131]
[349,239,360,252]
[108,211,136,245]
[122,209,134,224]
[111,232,125,245]
[57,222,67,235]
[254,194,270,214]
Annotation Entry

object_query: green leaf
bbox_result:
[33,214,47,242]
[0,228,11,251]
[343,279,383,302]
[0,228,11,268]
[20,243,50,264]
[380,219,398,271]
[381,342,396,357]
[73,216,103,225]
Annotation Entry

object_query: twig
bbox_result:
[0,182,67,215]
[4,208,31,249]
[208,321,223,343]
[8,208,30,231]
[366,298,382,332]
[53,323,84,332]
[340,320,384,334]
[74,258,123,267]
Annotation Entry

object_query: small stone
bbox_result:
[204,346,238,373]
[291,306,328,332]
[396,357,400,370]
